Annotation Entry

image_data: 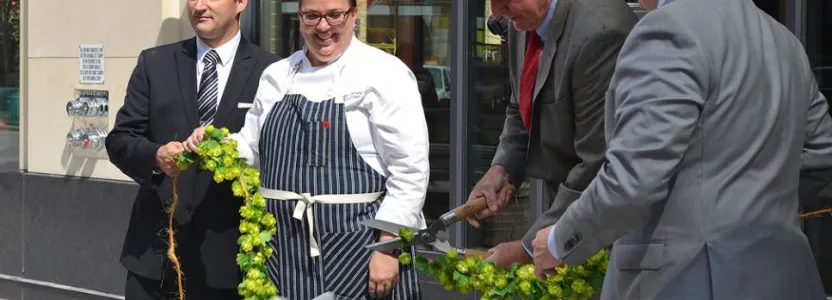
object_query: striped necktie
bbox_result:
[197,49,220,126]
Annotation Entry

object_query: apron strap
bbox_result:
[260,188,383,257]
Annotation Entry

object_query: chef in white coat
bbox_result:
[185,0,430,299]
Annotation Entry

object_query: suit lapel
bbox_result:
[175,38,200,129]
[212,39,256,128]
[533,0,572,102]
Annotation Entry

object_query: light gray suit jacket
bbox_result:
[491,0,638,251]
[552,0,832,299]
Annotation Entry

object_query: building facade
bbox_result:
[0,0,829,299]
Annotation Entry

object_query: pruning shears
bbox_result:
[360,184,516,258]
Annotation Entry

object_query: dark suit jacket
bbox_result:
[490,0,638,249]
[105,36,280,288]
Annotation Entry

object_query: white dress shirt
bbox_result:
[195,30,241,106]
[230,34,430,230]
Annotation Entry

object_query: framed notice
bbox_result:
[79,44,104,84]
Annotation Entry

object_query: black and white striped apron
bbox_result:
[258,63,421,300]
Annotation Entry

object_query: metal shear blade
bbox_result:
[360,219,444,252]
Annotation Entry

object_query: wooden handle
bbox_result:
[452,196,489,220]
[451,184,517,220]
[462,248,490,258]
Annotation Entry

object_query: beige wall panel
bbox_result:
[26,57,139,181]
[24,0,199,181]
[27,0,167,58]
[161,0,197,46]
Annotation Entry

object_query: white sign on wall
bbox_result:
[79,44,104,84]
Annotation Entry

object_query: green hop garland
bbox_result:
[164,122,832,300]
[176,125,279,300]
[396,229,610,300]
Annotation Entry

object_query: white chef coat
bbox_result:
[230,34,430,230]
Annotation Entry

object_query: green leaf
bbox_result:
[507,263,520,279]
[489,282,513,297]
[178,152,195,163]
[203,139,221,149]
[530,280,546,297]
[210,128,225,140]
[258,231,272,244]
[415,256,431,274]
[452,270,470,286]
[237,254,252,265]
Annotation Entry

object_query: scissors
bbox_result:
[360,184,515,258]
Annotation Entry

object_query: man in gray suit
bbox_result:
[466,0,638,267]
[531,0,832,298]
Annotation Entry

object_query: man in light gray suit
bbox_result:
[465,0,639,268]
[531,0,832,299]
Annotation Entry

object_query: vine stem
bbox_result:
[239,173,250,199]
[801,208,832,219]
[169,175,186,300]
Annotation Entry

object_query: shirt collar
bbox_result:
[657,0,669,8]
[535,0,557,43]
[196,30,241,66]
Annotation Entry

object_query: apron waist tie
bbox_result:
[260,188,383,257]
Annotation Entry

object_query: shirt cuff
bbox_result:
[547,223,561,260]
[374,205,426,231]
[522,242,534,258]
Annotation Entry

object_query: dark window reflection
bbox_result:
[805,0,832,295]
[462,1,533,249]
[0,0,20,171]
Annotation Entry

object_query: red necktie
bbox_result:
[519,33,542,133]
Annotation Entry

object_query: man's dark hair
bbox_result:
[298,0,357,8]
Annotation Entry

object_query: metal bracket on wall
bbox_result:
[65,89,109,159]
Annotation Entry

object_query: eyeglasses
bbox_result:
[298,8,354,26]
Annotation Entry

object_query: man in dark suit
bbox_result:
[465,0,638,268]
[105,0,280,298]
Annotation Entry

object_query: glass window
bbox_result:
[426,67,443,90]
[462,0,533,250]
[257,0,453,227]
[0,0,20,171]
[804,0,832,295]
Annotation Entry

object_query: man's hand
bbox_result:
[369,232,400,299]
[467,165,513,227]
[485,240,532,268]
[532,226,562,281]
[155,141,186,176]
[184,127,206,153]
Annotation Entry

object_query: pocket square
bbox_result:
[238,102,253,109]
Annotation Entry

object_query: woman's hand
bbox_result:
[368,232,399,299]
[184,127,206,153]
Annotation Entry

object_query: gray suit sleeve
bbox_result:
[799,70,832,203]
[552,11,709,265]
[520,29,627,250]
[492,79,529,183]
